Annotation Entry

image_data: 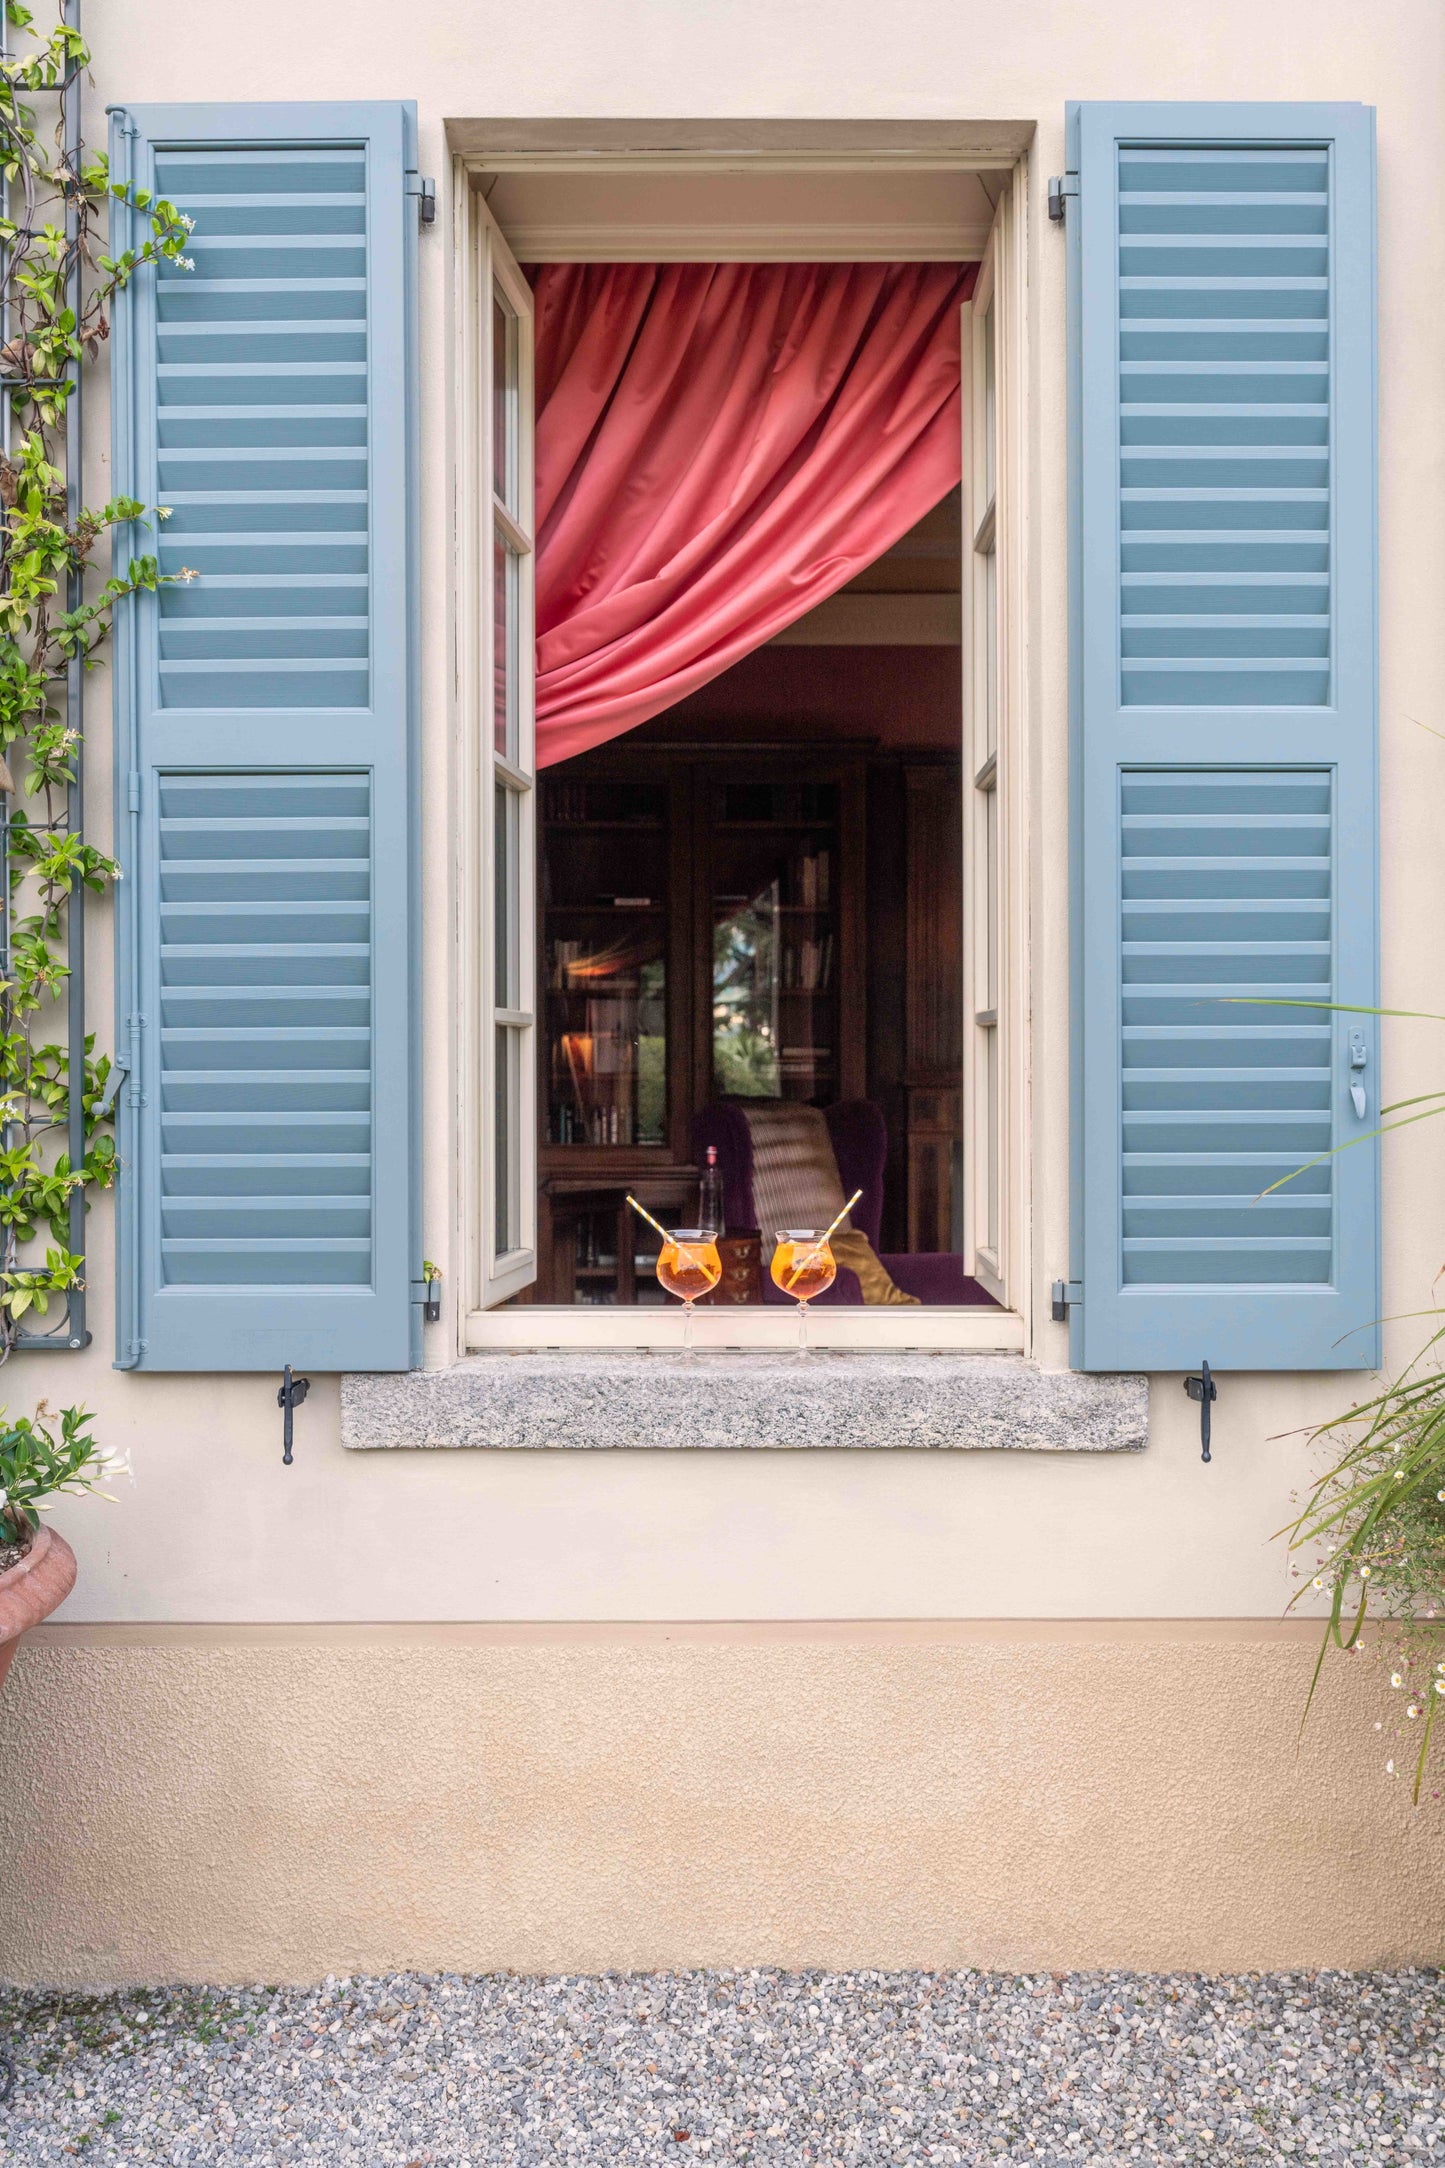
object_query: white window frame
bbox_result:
[960,187,1029,1315]
[453,151,1029,1353]
[455,186,538,1311]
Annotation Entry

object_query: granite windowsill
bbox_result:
[340,1354,1148,1453]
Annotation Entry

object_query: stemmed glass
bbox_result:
[769,1227,837,1355]
[655,1227,722,1352]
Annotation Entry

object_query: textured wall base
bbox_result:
[341,1355,1149,1452]
[0,1623,1440,1986]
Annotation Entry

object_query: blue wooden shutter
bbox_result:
[111,102,421,1371]
[1068,102,1379,1371]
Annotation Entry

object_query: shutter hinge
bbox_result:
[406,173,436,225]
[1048,172,1079,223]
[1050,1278,1083,1323]
[124,1012,145,1108]
[127,769,141,813]
[94,1056,128,1122]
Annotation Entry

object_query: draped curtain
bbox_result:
[532,259,977,769]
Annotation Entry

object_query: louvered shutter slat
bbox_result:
[1070,103,1379,1372]
[113,103,419,1371]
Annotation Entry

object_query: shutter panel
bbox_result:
[111,103,420,1371]
[1069,102,1379,1372]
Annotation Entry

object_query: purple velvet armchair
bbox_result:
[689,1099,993,1306]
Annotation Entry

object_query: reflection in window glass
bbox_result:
[493,533,518,761]
[985,1024,999,1258]
[985,786,999,1011]
[495,782,514,1007]
[983,300,996,503]
[495,1023,516,1253]
[492,296,513,509]
[984,548,998,756]
[713,882,783,1097]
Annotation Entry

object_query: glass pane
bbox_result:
[713,809,837,1104]
[494,780,515,1010]
[983,300,996,502]
[985,785,999,1010]
[542,776,668,1149]
[495,1024,516,1254]
[984,1024,999,1257]
[984,548,998,757]
[713,882,782,1098]
[493,529,519,761]
[492,293,515,510]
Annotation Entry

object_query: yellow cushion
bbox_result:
[830,1228,920,1306]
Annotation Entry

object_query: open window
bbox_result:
[456,158,1027,1352]
[461,199,538,1308]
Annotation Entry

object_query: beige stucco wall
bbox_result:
[0,0,1441,1980]
[4,1621,1442,1987]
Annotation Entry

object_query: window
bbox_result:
[463,198,538,1307]
[456,160,1027,1351]
[964,227,1021,1310]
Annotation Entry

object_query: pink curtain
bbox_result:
[532,259,977,769]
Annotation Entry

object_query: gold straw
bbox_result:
[785,1189,863,1291]
[625,1193,674,1247]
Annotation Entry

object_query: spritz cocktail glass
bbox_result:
[656,1228,722,1352]
[770,1227,837,1354]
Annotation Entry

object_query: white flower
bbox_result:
[1391,1673,1404,1688]
[1434,1682,1445,1697]
[1312,1577,1323,1590]
[157,507,172,520]
[1408,1705,1420,1719]
[1361,1566,1372,1578]
[180,213,195,231]
[179,256,196,272]
[1387,1760,1396,1774]
[0,1486,7,1508]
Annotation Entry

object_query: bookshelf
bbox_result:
[533,745,867,1303]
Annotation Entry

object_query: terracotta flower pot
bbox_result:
[0,1524,76,1695]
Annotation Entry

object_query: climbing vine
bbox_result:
[0,2,191,1347]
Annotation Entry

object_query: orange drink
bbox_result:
[770,1227,837,1354]
[769,1236,837,1305]
[657,1235,722,1304]
[649,1225,720,1352]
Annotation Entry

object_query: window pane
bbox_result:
[495,1024,516,1254]
[984,1024,999,1258]
[983,300,996,502]
[985,784,999,1011]
[984,548,998,757]
[494,780,515,1010]
[542,775,668,1148]
[493,530,519,761]
[492,293,515,510]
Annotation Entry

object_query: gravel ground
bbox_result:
[0,1968,1441,2165]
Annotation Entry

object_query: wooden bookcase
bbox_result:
[533,742,867,1302]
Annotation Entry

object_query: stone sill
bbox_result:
[341,1354,1148,1453]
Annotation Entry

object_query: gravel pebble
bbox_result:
[0,1967,1441,2164]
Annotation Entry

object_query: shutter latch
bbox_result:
[277,1364,311,1466]
[1184,1361,1218,1465]
[1048,173,1079,223]
[1050,1279,1082,1322]
[414,1262,442,1323]
[1349,1028,1369,1120]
